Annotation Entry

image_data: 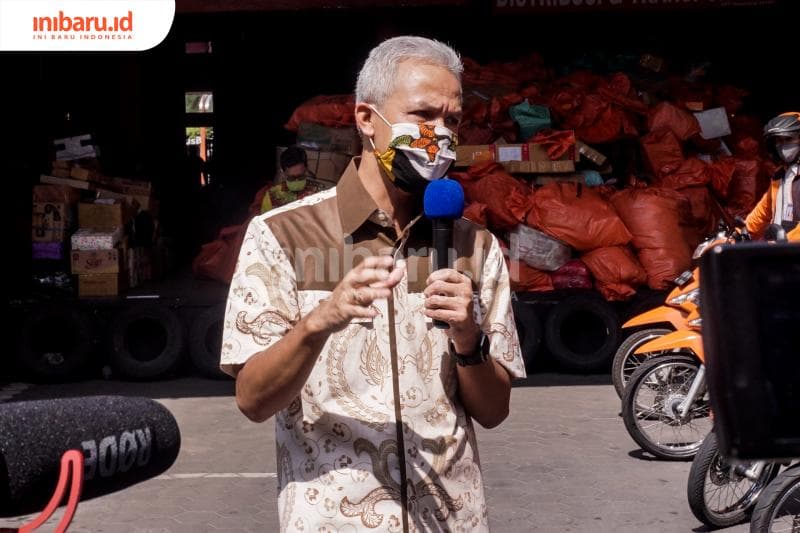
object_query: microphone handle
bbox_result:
[432,219,453,330]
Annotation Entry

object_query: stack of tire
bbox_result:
[513,291,620,373]
[14,302,230,382]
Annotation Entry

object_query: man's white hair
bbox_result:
[356,36,463,106]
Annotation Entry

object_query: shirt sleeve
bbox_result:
[478,234,526,379]
[220,215,300,377]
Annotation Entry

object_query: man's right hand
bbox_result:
[307,256,405,334]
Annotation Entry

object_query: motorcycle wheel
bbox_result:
[622,353,711,461]
[687,431,780,528]
[749,464,800,533]
[611,327,672,399]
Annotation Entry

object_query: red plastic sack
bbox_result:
[705,157,737,199]
[527,129,576,159]
[564,94,628,144]
[551,259,593,290]
[715,85,748,114]
[610,188,693,289]
[677,186,716,250]
[725,159,761,217]
[659,158,709,190]
[462,163,530,231]
[527,182,632,252]
[285,95,355,131]
[192,224,247,284]
[641,129,685,180]
[647,102,701,141]
[508,260,554,292]
[463,203,488,226]
[581,247,647,301]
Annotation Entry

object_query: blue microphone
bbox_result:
[423,179,465,329]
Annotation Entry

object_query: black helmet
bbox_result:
[763,112,800,138]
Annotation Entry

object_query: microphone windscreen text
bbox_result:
[424,179,465,329]
[0,395,181,516]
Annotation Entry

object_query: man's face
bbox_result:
[372,60,462,153]
[285,163,307,181]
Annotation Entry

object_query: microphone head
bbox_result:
[423,178,464,220]
[0,396,180,516]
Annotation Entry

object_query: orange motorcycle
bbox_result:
[621,306,709,460]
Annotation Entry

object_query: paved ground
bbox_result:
[0,375,748,532]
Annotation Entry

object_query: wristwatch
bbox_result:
[449,334,490,366]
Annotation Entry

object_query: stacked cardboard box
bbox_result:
[31,184,80,263]
[71,201,128,297]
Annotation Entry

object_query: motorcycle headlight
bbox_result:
[668,288,700,307]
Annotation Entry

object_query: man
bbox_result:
[222,36,524,532]
[746,111,800,241]
[250,145,332,215]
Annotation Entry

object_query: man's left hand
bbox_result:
[424,269,481,354]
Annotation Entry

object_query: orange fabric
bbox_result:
[581,246,647,301]
[527,182,632,252]
[745,177,780,238]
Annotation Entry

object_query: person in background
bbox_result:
[746,111,800,241]
[250,145,332,215]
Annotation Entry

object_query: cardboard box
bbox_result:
[71,227,124,251]
[78,272,126,298]
[33,242,64,260]
[694,107,731,139]
[53,159,71,170]
[71,249,122,274]
[96,176,153,197]
[297,123,361,155]
[639,54,664,73]
[33,184,81,204]
[78,200,129,230]
[70,165,99,182]
[32,202,69,242]
[455,140,576,173]
[41,174,93,191]
[577,141,608,167]
[51,167,72,179]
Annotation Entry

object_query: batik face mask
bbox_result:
[369,106,457,194]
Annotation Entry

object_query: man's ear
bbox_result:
[355,102,375,139]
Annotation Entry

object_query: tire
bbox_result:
[544,294,619,372]
[188,304,230,379]
[687,431,779,528]
[622,353,711,460]
[109,305,185,380]
[750,464,800,533]
[15,305,95,382]
[612,328,672,399]
[513,300,542,371]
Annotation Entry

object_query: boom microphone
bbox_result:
[0,395,180,516]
